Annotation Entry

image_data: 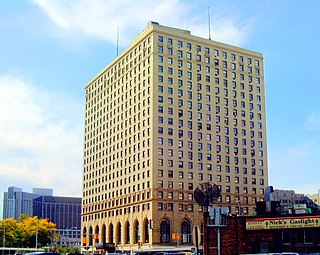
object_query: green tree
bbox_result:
[0,215,56,248]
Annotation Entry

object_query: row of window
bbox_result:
[159,60,260,73]
[158,35,261,66]
[158,167,264,178]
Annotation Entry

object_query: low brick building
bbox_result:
[204,213,320,255]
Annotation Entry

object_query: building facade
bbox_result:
[269,188,318,214]
[3,186,53,220]
[82,22,268,251]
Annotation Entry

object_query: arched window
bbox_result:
[94,225,100,243]
[89,226,93,246]
[108,224,114,244]
[144,219,150,243]
[101,224,106,244]
[133,221,140,244]
[160,219,170,243]
[125,221,130,244]
[181,220,192,244]
[82,227,88,247]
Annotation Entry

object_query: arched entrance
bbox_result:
[160,219,170,243]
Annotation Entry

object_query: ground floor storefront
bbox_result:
[204,214,320,255]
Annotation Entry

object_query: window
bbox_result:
[223,52,227,59]
[282,230,292,245]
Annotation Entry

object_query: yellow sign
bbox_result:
[246,216,320,230]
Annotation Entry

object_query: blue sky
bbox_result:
[0,0,319,216]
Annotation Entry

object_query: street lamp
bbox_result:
[34,216,39,249]
[67,227,78,247]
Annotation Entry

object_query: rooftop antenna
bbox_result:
[186,11,192,30]
[116,27,119,57]
[208,6,211,40]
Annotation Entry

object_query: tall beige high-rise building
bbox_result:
[82,22,268,252]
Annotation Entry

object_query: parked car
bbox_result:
[25,252,62,255]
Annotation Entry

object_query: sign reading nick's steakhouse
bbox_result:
[246,215,320,230]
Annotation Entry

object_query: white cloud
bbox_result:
[0,74,83,198]
[31,0,251,46]
[268,141,320,194]
[305,114,320,131]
